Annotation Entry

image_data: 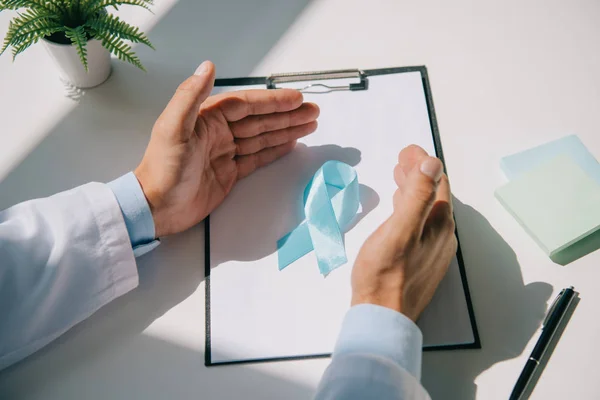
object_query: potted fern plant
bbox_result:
[0,0,154,88]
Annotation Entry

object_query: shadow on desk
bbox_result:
[0,224,314,399]
[0,334,313,400]
[421,201,554,400]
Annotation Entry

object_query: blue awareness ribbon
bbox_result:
[277,161,360,275]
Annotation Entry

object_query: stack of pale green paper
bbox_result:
[496,135,600,264]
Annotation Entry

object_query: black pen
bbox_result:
[509,286,576,400]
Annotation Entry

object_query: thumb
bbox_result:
[161,61,216,138]
[393,156,444,234]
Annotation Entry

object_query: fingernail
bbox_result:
[194,61,209,76]
[420,157,443,182]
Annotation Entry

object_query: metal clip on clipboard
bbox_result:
[266,69,368,94]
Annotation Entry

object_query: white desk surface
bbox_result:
[0,0,599,399]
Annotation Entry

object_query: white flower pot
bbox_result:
[43,38,111,88]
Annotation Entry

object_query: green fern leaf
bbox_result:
[78,0,101,14]
[1,10,60,54]
[10,23,64,57]
[10,39,32,56]
[85,0,152,18]
[1,0,61,14]
[49,0,69,19]
[64,25,88,70]
[86,13,153,49]
[94,31,144,70]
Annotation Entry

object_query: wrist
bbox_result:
[351,280,417,322]
[351,294,406,318]
[133,167,165,238]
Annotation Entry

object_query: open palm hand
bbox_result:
[135,61,319,237]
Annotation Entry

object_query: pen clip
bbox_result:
[543,289,565,327]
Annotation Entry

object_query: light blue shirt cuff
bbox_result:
[107,172,160,257]
[333,304,423,380]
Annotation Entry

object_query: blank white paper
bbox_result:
[208,72,475,364]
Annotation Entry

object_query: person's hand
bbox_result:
[350,145,457,321]
[134,61,320,237]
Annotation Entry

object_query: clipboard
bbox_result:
[205,66,481,366]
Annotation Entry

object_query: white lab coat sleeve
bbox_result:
[314,304,431,400]
[0,182,139,371]
[314,354,431,400]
